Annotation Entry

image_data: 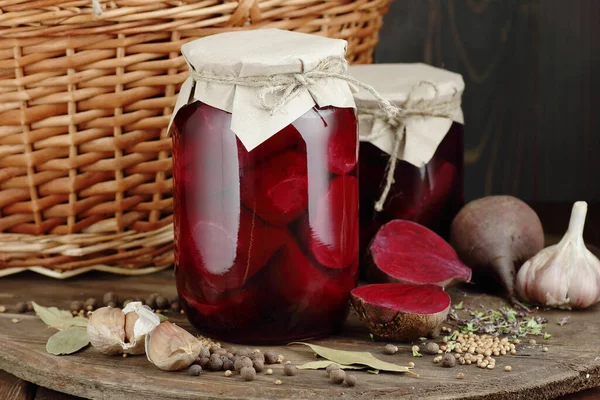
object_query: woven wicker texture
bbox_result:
[0,0,390,273]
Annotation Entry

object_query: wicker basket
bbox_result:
[0,0,390,278]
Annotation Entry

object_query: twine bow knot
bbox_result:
[359,82,461,211]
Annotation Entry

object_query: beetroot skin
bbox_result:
[369,220,471,287]
[450,196,544,303]
[241,150,308,227]
[310,175,359,269]
[351,283,451,342]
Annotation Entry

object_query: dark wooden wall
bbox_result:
[375,0,600,202]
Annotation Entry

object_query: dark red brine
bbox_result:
[359,122,464,263]
[172,102,359,344]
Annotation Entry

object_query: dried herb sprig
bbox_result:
[447,305,550,339]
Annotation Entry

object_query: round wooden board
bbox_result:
[0,271,599,400]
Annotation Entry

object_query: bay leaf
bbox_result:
[297,361,366,370]
[46,327,90,355]
[33,302,88,330]
[290,343,417,376]
[157,313,168,322]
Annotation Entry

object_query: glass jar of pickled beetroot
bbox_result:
[348,64,465,264]
[170,30,359,344]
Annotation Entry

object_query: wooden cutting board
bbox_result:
[0,270,599,400]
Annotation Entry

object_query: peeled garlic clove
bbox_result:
[516,201,600,309]
[87,307,126,355]
[122,301,160,355]
[146,321,202,371]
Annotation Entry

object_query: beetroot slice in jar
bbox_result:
[310,175,359,268]
[241,150,308,227]
[350,283,450,342]
[369,220,471,288]
[266,238,357,318]
[180,282,262,332]
[237,125,302,171]
[293,107,357,175]
[189,207,286,292]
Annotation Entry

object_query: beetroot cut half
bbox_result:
[350,283,450,342]
[369,220,471,287]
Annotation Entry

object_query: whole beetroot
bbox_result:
[450,196,544,305]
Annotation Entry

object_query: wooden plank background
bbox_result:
[375,0,600,203]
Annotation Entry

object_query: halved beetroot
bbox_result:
[351,283,450,342]
[188,207,286,292]
[310,175,359,269]
[241,150,308,227]
[369,220,471,287]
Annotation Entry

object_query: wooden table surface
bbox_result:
[1,203,599,400]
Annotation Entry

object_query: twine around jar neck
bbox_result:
[188,55,460,212]
[189,55,400,118]
[359,83,462,212]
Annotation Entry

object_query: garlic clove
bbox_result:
[516,201,600,310]
[146,321,202,371]
[87,307,126,355]
[122,301,160,355]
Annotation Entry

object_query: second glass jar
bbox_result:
[172,102,359,344]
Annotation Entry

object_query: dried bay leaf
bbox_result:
[290,342,417,376]
[297,361,365,370]
[157,313,168,322]
[32,302,88,330]
[46,327,90,355]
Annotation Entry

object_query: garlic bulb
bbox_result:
[146,321,202,371]
[516,201,600,309]
[87,302,160,355]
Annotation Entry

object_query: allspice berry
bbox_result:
[253,358,265,372]
[209,345,221,354]
[155,296,170,310]
[15,302,27,313]
[208,355,224,371]
[234,356,253,372]
[326,363,340,376]
[283,363,296,376]
[241,366,256,381]
[222,358,234,371]
[442,353,456,368]
[70,300,84,312]
[250,350,265,362]
[198,357,210,368]
[425,342,440,355]
[236,348,251,358]
[103,292,119,306]
[264,350,278,364]
[345,374,357,387]
[188,365,202,376]
[329,369,346,384]
[383,344,398,355]
[199,347,210,359]
[85,298,98,311]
